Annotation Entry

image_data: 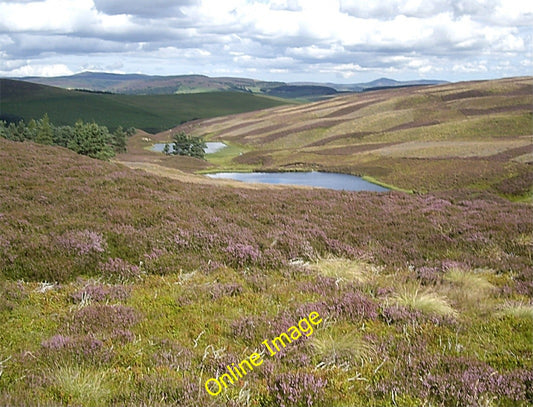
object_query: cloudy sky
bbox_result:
[0,0,531,82]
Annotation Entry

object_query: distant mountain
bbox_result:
[15,72,446,98]
[291,77,448,92]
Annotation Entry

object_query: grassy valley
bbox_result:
[0,77,532,406]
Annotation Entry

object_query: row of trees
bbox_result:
[163,131,207,159]
[0,114,134,160]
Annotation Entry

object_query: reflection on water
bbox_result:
[206,172,389,192]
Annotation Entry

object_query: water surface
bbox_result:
[151,142,227,154]
[206,172,388,192]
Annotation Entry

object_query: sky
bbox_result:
[0,0,531,83]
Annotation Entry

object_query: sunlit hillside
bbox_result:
[173,77,532,197]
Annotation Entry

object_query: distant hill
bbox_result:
[17,72,286,95]
[291,77,448,92]
[15,72,446,97]
[262,85,338,99]
[0,79,289,132]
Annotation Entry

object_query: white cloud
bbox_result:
[452,62,488,73]
[287,44,345,59]
[0,0,530,82]
[0,62,73,77]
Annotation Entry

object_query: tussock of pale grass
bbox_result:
[444,268,496,306]
[393,285,457,317]
[311,333,376,369]
[501,302,533,320]
[51,365,112,406]
[445,268,495,291]
[312,257,377,284]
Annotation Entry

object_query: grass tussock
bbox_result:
[392,285,458,318]
[500,302,533,320]
[49,364,112,407]
[311,257,377,284]
[444,268,496,307]
[311,332,376,369]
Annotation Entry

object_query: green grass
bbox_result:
[0,79,289,132]
[202,141,256,172]
[49,364,113,407]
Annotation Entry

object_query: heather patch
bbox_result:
[71,282,131,303]
[56,230,107,256]
[41,334,113,365]
[99,257,143,282]
[266,371,328,407]
[69,304,140,335]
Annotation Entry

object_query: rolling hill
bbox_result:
[17,71,285,95]
[0,79,289,132]
[159,76,533,197]
[16,71,446,97]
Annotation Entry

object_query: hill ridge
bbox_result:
[11,71,446,96]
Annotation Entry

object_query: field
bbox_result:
[0,77,532,406]
[0,79,289,133]
[152,76,532,198]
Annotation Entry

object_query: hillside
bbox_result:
[0,79,289,132]
[16,71,445,96]
[1,136,532,406]
[172,76,532,197]
[18,72,285,95]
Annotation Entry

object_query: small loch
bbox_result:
[206,172,389,192]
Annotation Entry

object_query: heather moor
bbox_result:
[0,76,532,407]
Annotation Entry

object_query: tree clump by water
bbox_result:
[163,131,206,159]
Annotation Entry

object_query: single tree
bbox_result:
[35,114,54,145]
[112,126,127,153]
[25,119,38,141]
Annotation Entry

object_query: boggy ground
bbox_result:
[1,138,532,406]
[139,76,532,199]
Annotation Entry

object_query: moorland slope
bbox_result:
[171,76,532,197]
[1,137,532,406]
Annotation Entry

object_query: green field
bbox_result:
[0,79,289,133]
